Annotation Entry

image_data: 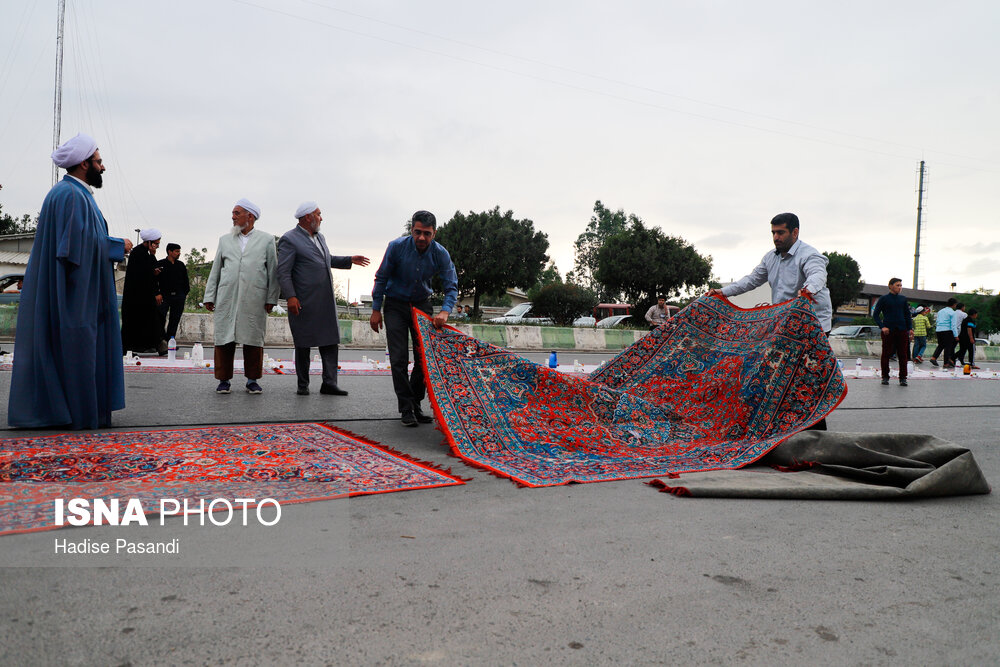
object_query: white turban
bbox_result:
[295,201,318,219]
[140,228,161,242]
[51,133,98,168]
[236,198,261,220]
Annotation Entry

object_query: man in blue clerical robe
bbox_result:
[7,133,133,429]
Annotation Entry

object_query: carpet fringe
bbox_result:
[317,422,467,484]
[646,479,692,496]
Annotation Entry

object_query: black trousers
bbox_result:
[955,338,975,365]
[294,344,339,390]
[383,297,433,414]
[931,331,956,365]
[158,294,186,340]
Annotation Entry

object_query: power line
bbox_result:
[228,0,995,171]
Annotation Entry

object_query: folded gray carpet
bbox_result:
[648,431,992,499]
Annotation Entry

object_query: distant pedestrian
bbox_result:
[929,298,958,368]
[911,305,930,363]
[156,243,190,341]
[872,277,913,386]
[121,228,166,355]
[645,295,670,329]
[956,308,979,369]
[952,303,967,367]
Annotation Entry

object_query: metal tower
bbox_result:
[912,160,926,289]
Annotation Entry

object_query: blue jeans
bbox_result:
[912,335,927,359]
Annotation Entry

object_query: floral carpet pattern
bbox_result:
[418,295,847,487]
[0,423,464,535]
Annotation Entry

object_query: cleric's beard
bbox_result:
[85,163,103,188]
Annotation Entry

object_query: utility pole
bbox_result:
[51,0,66,186]
[912,160,926,289]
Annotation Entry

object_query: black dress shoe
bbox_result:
[319,384,348,396]
[413,407,434,424]
[401,411,418,427]
[296,388,310,395]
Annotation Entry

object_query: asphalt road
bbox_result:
[0,349,998,666]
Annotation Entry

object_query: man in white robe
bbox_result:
[203,199,279,394]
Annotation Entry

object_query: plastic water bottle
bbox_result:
[855,358,862,375]
[191,342,204,363]
[167,337,177,361]
[385,346,390,366]
[548,351,558,368]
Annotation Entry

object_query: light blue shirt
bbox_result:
[722,239,832,331]
[935,307,954,333]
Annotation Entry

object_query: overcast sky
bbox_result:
[2,0,997,301]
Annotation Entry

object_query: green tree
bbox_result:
[594,221,712,324]
[825,251,863,309]
[0,204,37,235]
[526,261,563,302]
[531,282,598,326]
[184,247,212,308]
[958,290,999,336]
[572,201,636,301]
[434,206,549,313]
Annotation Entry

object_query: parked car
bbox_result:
[0,273,24,304]
[828,325,881,339]
[975,338,989,346]
[595,314,633,329]
[486,302,552,325]
[572,315,597,327]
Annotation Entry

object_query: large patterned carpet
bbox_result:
[419,295,847,487]
[0,423,464,535]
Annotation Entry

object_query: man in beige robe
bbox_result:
[203,198,279,394]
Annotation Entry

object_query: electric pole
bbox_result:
[912,160,926,289]
[51,0,66,186]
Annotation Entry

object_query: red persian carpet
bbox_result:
[418,295,847,487]
[0,423,464,535]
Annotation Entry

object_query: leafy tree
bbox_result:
[958,290,999,336]
[480,293,512,308]
[824,251,863,309]
[434,206,549,313]
[526,261,563,302]
[825,251,863,308]
[572,201,637,301]
[593,221,712,324]
[184,247,212,308]
[532,282,597,326]
[0,204,37,235]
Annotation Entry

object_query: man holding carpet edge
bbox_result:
[369,210,458,428]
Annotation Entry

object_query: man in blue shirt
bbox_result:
[370,211,459,426]
[929,298,957,368]
[872,277,914,386]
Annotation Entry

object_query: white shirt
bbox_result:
[239,228,255,253]
[722,239,833,331]
[953,310,967,336]
[67,174,94,194]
